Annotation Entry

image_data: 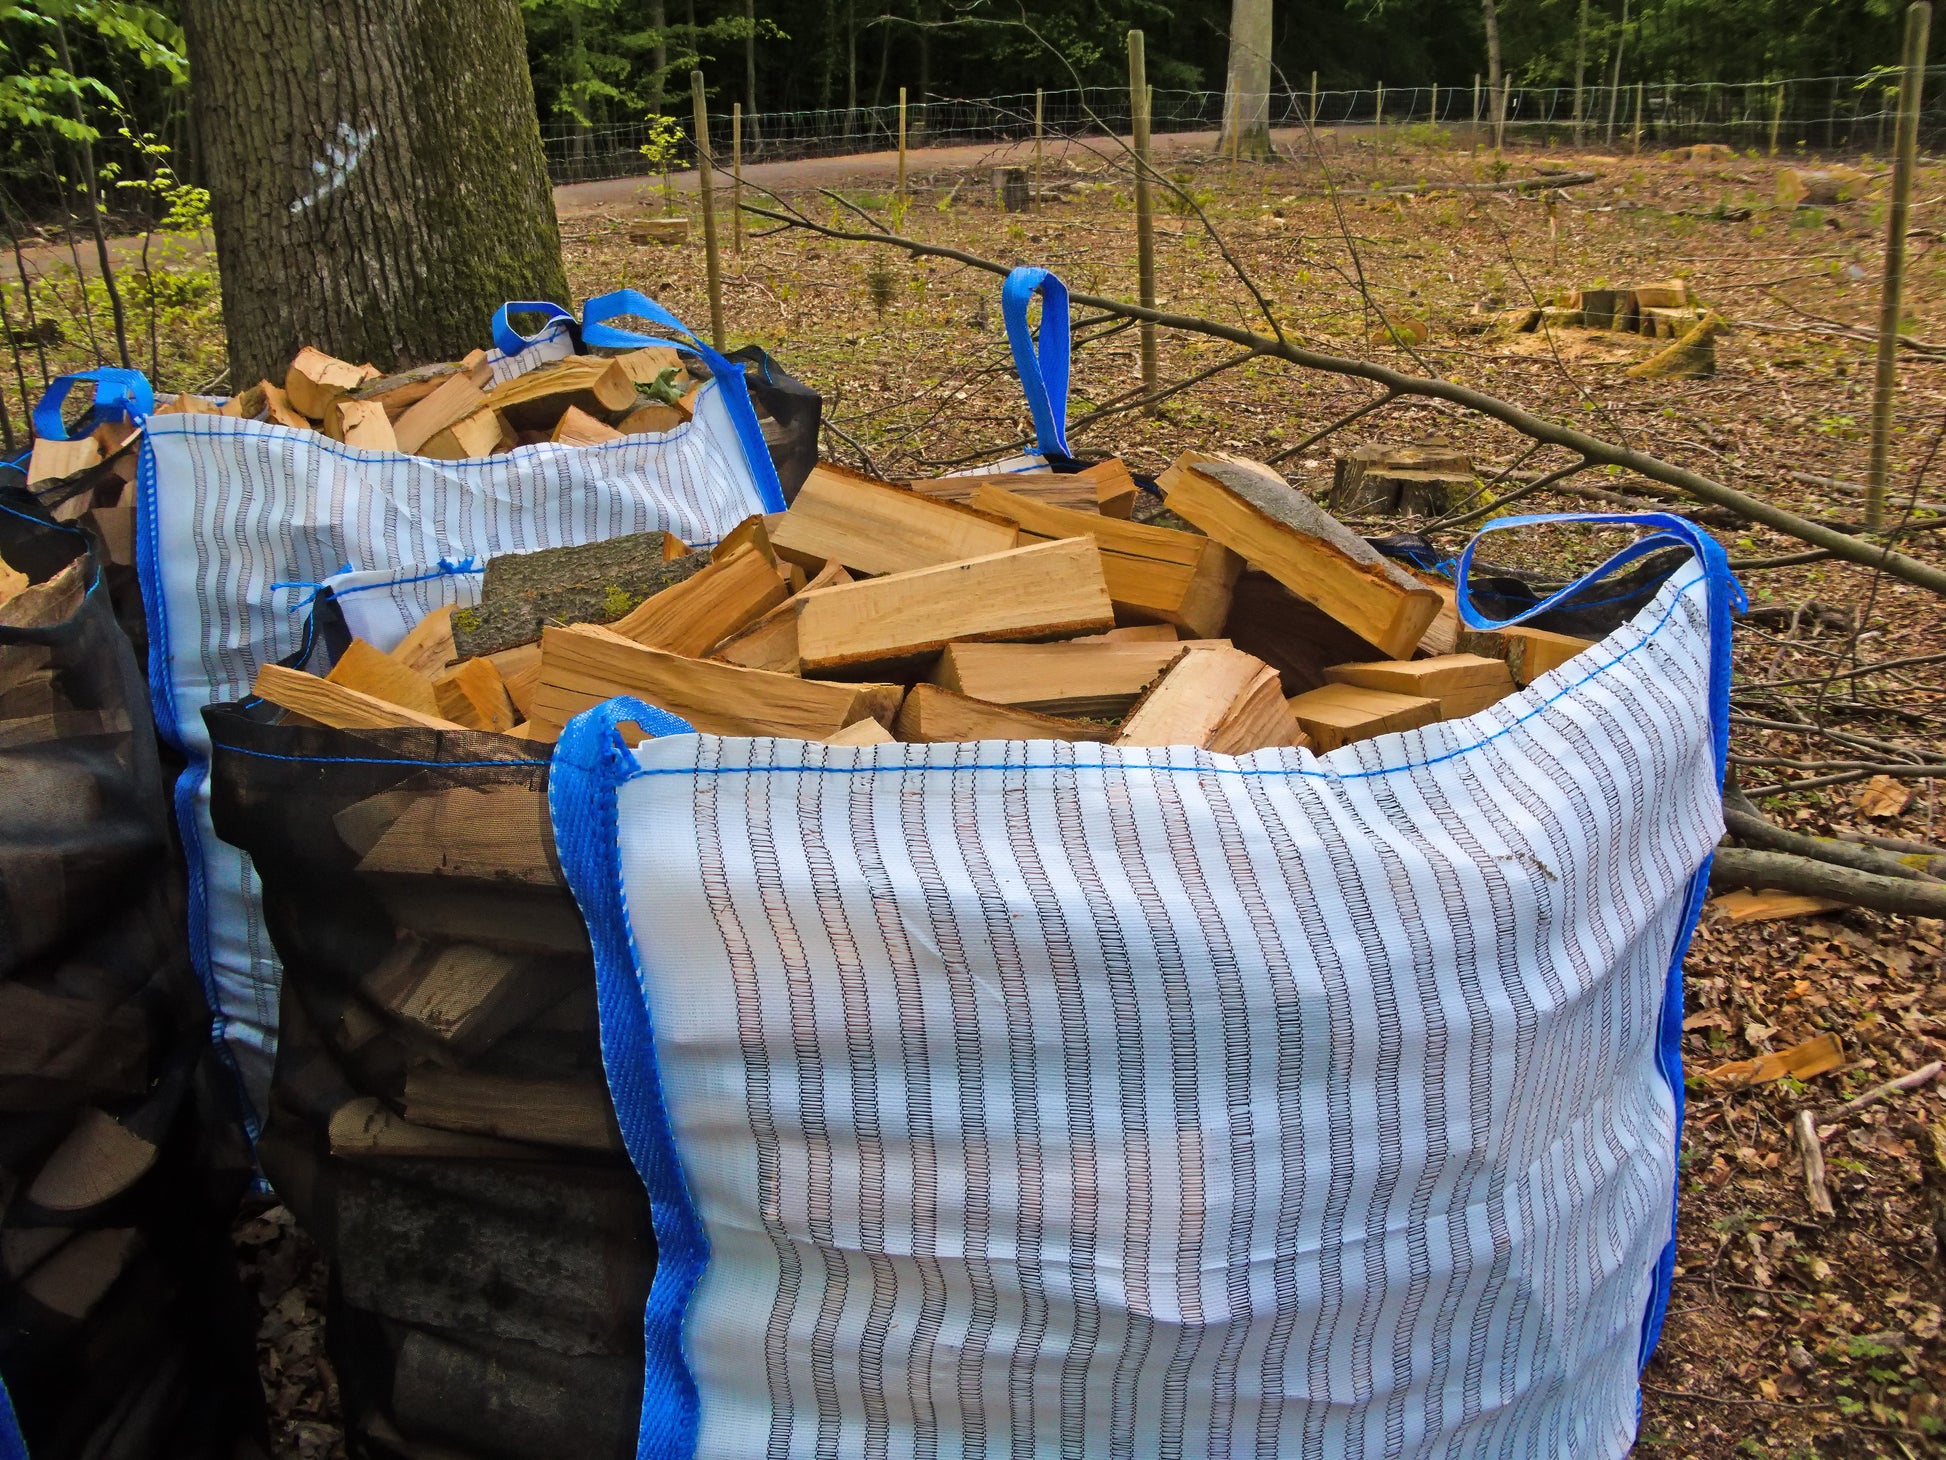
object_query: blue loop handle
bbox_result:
[491,301,577,358]
[1001,266,1072,458]
[33,367,154,440]
[1459,510,1745,1377]
[579,288,703,351]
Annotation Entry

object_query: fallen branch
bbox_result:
[742,202,1946,599]
[1708,846,1946,918]
[1722,793,1944,883]
[1817,1061,1944,1131]
[1366,170,1601,197]
[1794,1109,1837,1220]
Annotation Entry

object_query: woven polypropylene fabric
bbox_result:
[137,397,776,1127]
[554,553,1727,1460]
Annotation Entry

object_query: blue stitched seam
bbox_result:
[215,742,550,770]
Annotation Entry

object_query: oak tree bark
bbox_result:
[180,0,570,383]
[1483,0,1504,145]
[1219,0,1274,160]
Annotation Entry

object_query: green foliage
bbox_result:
[0,2,184,141]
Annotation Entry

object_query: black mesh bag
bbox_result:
[0,489,262,1460]
[205,707,652,1460]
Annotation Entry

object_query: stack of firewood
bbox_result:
[250,449,1594,756]
[23,340,720,491]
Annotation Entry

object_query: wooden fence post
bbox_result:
[1867,2,1933,529]
[1129,29,1157,393]
[898,87,908,202]
[1034,88,1043,211]
[690,72,725,349]
[1769,81,1784,156]
[732,102,744,254]
[1634,80,1645,151]
[1310,70,1319,128]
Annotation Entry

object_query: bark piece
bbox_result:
[1160,450,1442,658]
[1075,624,1180,643]
[26,1108,158,1214]
[1324,652,1516,719]
[931,638,1227,718]
[451,532,708,660]
[328,638,442,717]
[1795,1110,1836,1220]
[1287,682,1441,752]
[771,463,1021,576]
[432,657,520,732]
[893,685,1116,743]
[971,485,1243,638]
[253,664,464,731]
[533,624,900,738]
[1705,1032,1845,1088]
[484,356,637,431]
[607,543,789,656]
[550,405,622,446]
[0,559,86,631]
[26,436,101,487]
[402,1070,621,1152]
[1456,624,1596,685]
[794,539,1116,676]
[285,345,367,419]
[357,784,560,887]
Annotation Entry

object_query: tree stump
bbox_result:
[1331,443,1473,515]
[1626,311,1728,379]
[995,167,1030,213]
[629,215,690,245]
[1777,168,1864,207]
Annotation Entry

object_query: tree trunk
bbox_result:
[1483,0,1503,146]
[1219,0,1274,160]
[1604,0,1628,142]
[846,0,857,118]
[650,0,668,113]
[744,0,760,142]
[180,0,568,384]
[1572,0,1589,144]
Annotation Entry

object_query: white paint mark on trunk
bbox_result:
[291,122,377,213]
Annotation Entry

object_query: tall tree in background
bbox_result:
[178,0,568,382]
[1220,0,1274,158]
[1482,0,1503,140]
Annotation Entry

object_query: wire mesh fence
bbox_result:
[541,69,1946,185]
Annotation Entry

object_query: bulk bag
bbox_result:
[548,515,1740,1459]
[114,290,786,1128]
[205,703,652,1459]
[0,491,261,1458]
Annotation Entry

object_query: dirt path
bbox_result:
[4,125,1328,279]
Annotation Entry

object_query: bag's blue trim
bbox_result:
[132,431,262,1145]
[549,699,712,1460]
[1460,512,1742,1377]
[491,289,785,514]
[492,301,577,357]
[1001,266,1072,457]
[32,367,153,440]
[0,1372,26,1460]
